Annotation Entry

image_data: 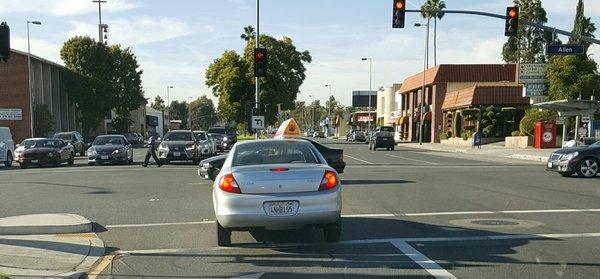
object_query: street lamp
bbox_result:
[361,57,372,131]
[308,94,316,132]
[27,20,41,137]
[414,22,429,145]
[325,84,332,136]
[166,85,173,130]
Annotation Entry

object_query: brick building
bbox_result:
[0,50,79,143]
[395,64,529,143]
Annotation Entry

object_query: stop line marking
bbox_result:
[391,240,457,279]
[344,155,374,164]
[384,154,438,165]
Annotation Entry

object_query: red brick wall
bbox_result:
[0,52,32,143]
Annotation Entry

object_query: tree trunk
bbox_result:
[434,17,437,66]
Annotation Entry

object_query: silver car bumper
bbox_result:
[213,187,341,230]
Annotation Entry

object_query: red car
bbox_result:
[15,138,75,169]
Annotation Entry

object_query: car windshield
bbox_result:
[164,132,193,141]
[54,133,72,140]
[194,133,207,140]
[31,139,61,148]
[93,136,124,146]
[232,141,318,166]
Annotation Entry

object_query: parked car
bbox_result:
[158,130,201,164]
[87,135,134,165]
[546,140,600,178]
[123,133,137,145]
[209,133,225,152]
[194,130,216,158]
[368,126,396,151]
[313,131,325,138]
[349,131,366,142]
[0,127,15,167]
[53,131,86,156]
[208,126,237,150]
[15,138,74,169]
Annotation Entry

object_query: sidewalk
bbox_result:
[400,142,557,163]
[0,214,104,279]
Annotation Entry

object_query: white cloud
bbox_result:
[2,0,140,16]
[10,37,63,65]
[543,0,600,16]
[67,16,202,46]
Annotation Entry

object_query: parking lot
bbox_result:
[1,140,599,278]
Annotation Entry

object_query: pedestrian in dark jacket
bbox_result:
[143,132,163,167]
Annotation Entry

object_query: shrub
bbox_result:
[511,130,521,137]
[439,133,448,140]
[519,109,557,136]
[446,131,452,138]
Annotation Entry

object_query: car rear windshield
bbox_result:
[208,128,226,134]
[379,127,394,132]
[93,136,124,146]
[232,141,318,166]
[164,132,193,141]
[54,133,73,140]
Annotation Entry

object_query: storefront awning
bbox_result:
[442,85,528,111]
[533,99,600,116]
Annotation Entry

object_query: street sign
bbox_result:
[546,44,585,55]
[518,63,546,84]
[251,116,265,130]
[524,83,547,97]
[0,108,22,120]
[582,116,590,123]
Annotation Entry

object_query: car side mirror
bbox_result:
[16,144,20,148]
[157,137,162,142]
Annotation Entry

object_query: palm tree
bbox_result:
[240,25,256,42]
[420,0,446,66]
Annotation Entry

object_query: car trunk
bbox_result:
[232,164,325,194]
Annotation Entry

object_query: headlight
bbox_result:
[158,144,169,151]
[112,149,122,154]
[88,148,97,155]
[561,152,579,161]
[185,144,195,150]
[202,144,208,148]
[223,137,228,141]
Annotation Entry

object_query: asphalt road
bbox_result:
[0,140,599,278]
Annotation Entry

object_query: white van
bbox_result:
[0,127,15,167]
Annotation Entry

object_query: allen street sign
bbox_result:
[546,44,585,55]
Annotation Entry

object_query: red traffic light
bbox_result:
[255,50,265,61]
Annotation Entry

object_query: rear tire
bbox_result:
[4,152,13,167]
[216,222,231,246]
[68,154,74,165]
[88,162,95,166]
[19,163,28,169]
[323,218,341,242]
[391,146,395,151]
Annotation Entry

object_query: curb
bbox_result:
[55,234,106,279]
[506,154,549,162]
[0,214,93,235]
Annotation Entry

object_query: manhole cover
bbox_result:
[471,220,519,226]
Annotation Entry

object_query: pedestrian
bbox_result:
[143,132,163,167]
[578,123,588,139]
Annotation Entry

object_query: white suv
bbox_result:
[0,127,15,167]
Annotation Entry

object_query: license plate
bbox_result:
[264,201,298,217]
[547,162,553,168]
[31,160,38,163]
[101,156,109,160]
[173,152,181,157]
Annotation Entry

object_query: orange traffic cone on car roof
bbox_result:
[274,118,301,139]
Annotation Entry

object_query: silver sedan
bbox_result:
[211,139,342,246]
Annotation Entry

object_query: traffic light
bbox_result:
[254,48,267,77]
[392,0,406,28]
[505,7,519,37]
[0,22,10,62]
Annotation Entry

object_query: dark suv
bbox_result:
[208,126,237,150]
[53,131,87,156]
[368,126,395,151]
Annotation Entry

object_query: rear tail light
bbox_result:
[319,170,339,191]
[218,173,241,194]
[270,168,289,172]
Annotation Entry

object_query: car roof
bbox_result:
[168,130,193,133]
[97,134,124,138]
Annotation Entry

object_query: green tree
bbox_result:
[420,0,446,66]
[189,95,218,130]
[108,45,145,126]
[569,0,596,53]
[502,0,554,63]
[151,95,165,111]
[243,35,311,124]
[546,1,600,101]
[60,36,113,136]
[205,50,252,123]
[519,108,557,136]
[33,103,54,137]
[169,101,189,128]
[240,25,256,42]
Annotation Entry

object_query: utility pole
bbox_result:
[255,0,260,139]
[27,20,41,137]
[92,0,106,44]
[414,21,429,145]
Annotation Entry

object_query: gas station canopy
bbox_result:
[533,99,600,116]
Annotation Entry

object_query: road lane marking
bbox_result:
[232,272,265,279]
[342,213,395,218]
[403,208,600,217]
[384,154,438,165]
[106,220,215,228]
[391,240,457,279]
[87,254,116,279]
[344,155,374,164]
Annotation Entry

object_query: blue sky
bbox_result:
[2,0,599,106]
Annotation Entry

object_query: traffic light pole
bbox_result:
[408,9,600,45]
[255,0,260,139]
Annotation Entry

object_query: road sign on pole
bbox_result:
[251,116,265,130]
[546,44,585,55]
[524,83,547,97]
[518,63,546,84]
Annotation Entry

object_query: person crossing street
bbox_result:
[143,132,163,167]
